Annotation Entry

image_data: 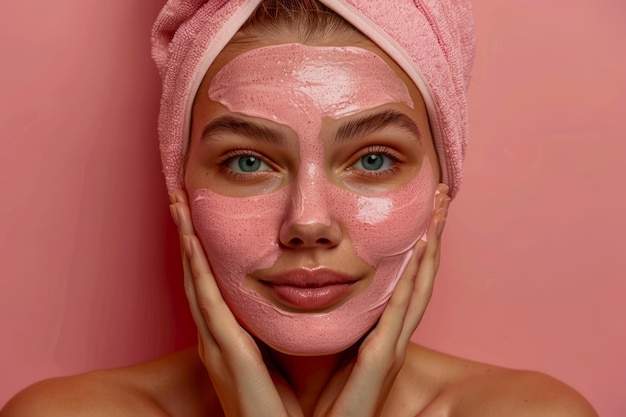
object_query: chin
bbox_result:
[238,308,382,356]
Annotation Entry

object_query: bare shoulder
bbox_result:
[0,347,214,417]
[401,344,598,417]
[0,371,167,417]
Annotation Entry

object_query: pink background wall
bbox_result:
[1,1,624,415]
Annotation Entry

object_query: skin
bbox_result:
[0,35,598,417]
[188,43,438,355]
[180,38,446,416]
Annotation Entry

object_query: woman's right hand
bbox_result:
[169,190,303,417]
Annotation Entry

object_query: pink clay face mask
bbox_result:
[192,43,436,354]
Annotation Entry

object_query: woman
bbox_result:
[1,1,598,416]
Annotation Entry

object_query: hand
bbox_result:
[314,183,450,417]
[169,183,449,417]
[169,190,303,417]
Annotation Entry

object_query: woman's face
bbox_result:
[185,40,440,355]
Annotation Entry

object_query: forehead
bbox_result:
[207,43,414,123]
[195,37,425,109]
[188,39,441,182]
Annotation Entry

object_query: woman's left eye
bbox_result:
[227,155,272,173]
[352,153,393,171]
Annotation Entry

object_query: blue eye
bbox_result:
[353,154,392,171]
[228,156,271,173]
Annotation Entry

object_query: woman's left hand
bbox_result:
[314,183,450,417]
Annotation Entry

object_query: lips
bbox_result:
[259,268,359,310]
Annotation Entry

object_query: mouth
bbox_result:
[259,268,360,310]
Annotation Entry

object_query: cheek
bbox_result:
[340,159,437,267]
[190,158,435,279]
[191,188,288,277]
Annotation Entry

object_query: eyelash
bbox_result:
[349,145,402,177]
[218,149,274,179]
[216,145,402,180]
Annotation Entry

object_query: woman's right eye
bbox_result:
[227,155,272,173]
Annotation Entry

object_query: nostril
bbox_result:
[280,222,342,248]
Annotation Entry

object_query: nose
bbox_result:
[279,220,343,249]
[278,171,343,249]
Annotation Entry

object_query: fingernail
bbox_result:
[169,204,179,226]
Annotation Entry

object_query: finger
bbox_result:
[339,241,424,408]
[172,196,233,338]
[359,185,450,353]
[174,197,262,358]
[367,241,424,347]
[170,202,196,306]
[181,234,218,348]
[397,206,447,346]
[170,191,194,237]
[168,191,195,277]
[365,186,449,348]
[169,189,189,206]
[185,233,250,351]
[434,183,451,211]
[185,231,262,358]
[315,190,451,416]
[381,188,448,349]
[171,193,295,416]
[169,196,215,346]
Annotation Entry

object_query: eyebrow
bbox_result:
[334,110,421,144]
[201,115,287,146]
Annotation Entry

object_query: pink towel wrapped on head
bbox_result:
[152,0,475,197]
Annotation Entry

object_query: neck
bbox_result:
[264,344,359,416]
